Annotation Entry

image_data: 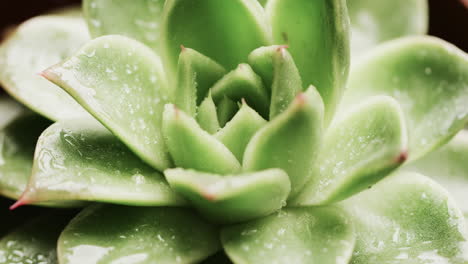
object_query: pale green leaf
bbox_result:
[222,206,355,264]
[43,35,171,171]
[197,93,220,134]
[0,16,90,121]
[343,172,468,263]
[348,0,428,58]
[292,96,408,206]
[266,0,350,122]
[58,205,220,264]
[165,168,290,223]
[343,37,468,161]
[163,104,241,174]
[18,120,184,207]
[216,97,239,128]
[243,86,324,198]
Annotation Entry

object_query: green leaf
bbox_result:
[58,205,220,264]
[266,0,350,122]
[216,97,239,128]
[269,46,303,119]
[174,47,226,116]
[221,206,355,264]
[0,110,50,200]
[292,96,408,206]
[0,212,73,264]
[243,87,324,198]
[42,35,172,171]
[161,0,271,74]
[211,64,269,118]
[405,130,468,214]
[165,168,290,223]
[163,104,241,174]
[83,0,165,51]
[348,0,428,58]
[343,172,468,263]
[343,37,468,161]
[215,102,267,161]
[17,120,184,207]
[0,97,25,128]
[197,93,220,134]
[248,45,279,90]
[0,16,91,121]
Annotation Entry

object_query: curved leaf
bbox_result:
[175,47,226,116]
[292,96,408,206]
[165,168,290,223]
[0,212,73,264]
[0,111,50,200]
[266,0,350,121]
[222,206,355,264]
[216,97,239,128]
[0,16,90,121]
[18,120,184,207]
[42,35,171,171]
[161,0,271,74]
[243,86,324,198]
[58,205,220,264]
[83,0,165,51]
[163,104,241,174]
[197,93,220,134]
[348,0,428,58]
[343,37,468,161]
[215,102,267,161]
[405,130,468,213]
[343,172,468,263]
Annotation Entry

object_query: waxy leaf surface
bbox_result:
[267,0,350,121]
[243,87,324,198]
[165,168,290,223]
[348,0,428,58]
[197,94,220,134]
[83,0,165,51]
[163,104,241,174]
[20,120,184,207]
[162,0,271,73]
[293,96,408,206]
[0,16,90,121]
[43,35,171,171]
[343,172,468,263]
[58,205,220,264]
[406,130,468,214]
[343,37,468,161]
[222,207,355,264]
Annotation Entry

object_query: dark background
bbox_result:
[0,0,467,51]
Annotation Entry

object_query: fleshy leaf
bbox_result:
[165,168,290,223]
[161,0,271,73]
[0,109,50,200]
[221,206,355,264]
[0,16,90,121]
[18,120,184,207]
[163,104,241,174]
[197,94,220,134]
[83,0,165,51]
[343,172,468,263]
[211,64,269,118]
[292,96,408,206]
[42,35,171,171]
[216,97,239,128]
[0,212,74,264]
[405,130,468,213]
[348,0,428,58]
[174,47,226,116]
[269,46,303,119]
[58,205,220,264]
[243,87,324,198]
[343,37,468,161]
[266,0,350,121]
[215,102,267,161]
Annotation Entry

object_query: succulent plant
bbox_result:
[0,0,467,263]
